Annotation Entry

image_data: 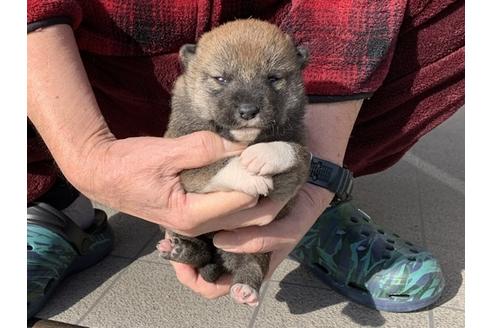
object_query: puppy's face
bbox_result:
[179,20,308,143]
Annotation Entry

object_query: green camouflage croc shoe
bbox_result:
[290,201,445,312]
[27,203,114,319]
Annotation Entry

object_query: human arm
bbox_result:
[27,24,261,235]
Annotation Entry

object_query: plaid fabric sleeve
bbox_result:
[28,0,83,32]
[278,0,407,100]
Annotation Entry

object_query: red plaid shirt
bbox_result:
[27,1,465,202]
[28,0,407,99]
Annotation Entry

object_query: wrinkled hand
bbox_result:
[28,25,259,237]
[170,184,334,299]
[83,131,262,236]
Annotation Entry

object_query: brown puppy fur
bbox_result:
[157,19,310,307]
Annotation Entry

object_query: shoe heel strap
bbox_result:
[27,202,91,255]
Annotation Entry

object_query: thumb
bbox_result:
[169,131,245,171]
[213,223,288,254]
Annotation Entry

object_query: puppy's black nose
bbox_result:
[238,103,260,120]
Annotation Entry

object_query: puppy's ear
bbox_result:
[179,44,197,69]
[296,46,309,69]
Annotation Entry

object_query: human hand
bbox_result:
[214,184,334,277]
[28,25,259,236]
[78,131,263,236]
[170,184,333,299]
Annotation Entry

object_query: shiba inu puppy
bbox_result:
[158,19,310,307]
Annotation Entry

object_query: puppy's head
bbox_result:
[178,19,308,143]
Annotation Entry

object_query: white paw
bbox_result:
[240,142,296,176]
[237,174,273,196]
[201,157,273,197]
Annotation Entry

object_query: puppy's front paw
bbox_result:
[241,142,296,176]
[201,157,273,197]
[238,174,273,197]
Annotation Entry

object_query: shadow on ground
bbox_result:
[274,266,386,327]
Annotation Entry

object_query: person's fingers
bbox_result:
[176,191,258,236]
[213,215,298,253]
[213,189,325,253]
[169,261,198,285]
[266,246,295,279]
[170,261,231,299]
[169,131,246,171]
[216,198,287,230]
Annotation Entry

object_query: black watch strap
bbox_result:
[307,155,354,204]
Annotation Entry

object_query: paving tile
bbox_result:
[433,307,465,328]
[37,256,132,324]
[426,243,465,310]
[352,160,424,245]
[136,230,171,264]
[92,203,160,259]
[410,108,464,181]
[269,258,328,289]
[416,170,465,249]
[253,282,429,328]
[106,211,160,259]
[80,260,255,328]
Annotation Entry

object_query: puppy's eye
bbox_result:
[268,75,281,84]
[213,76,228,84]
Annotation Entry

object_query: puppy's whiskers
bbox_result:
[267,120,278,136]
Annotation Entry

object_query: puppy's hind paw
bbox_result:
[156,238,183,261]
[156,238,173,253]
[230,283,260,307]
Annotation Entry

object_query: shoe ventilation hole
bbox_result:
[44,278,56,294]
[27,244,33,251]
[377,229,385,235]
[387,239,395,244]
[385,245,395,251]
[348,282,369,293]
[350,217,358,223]
[393,233,401,238]
[410,249,419,254]
[389,294,410,299]
[405,241,414,246]
[407,256,416,261]
[382,254,391,260]
[360,231,370,237]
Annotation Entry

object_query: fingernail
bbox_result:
[213,232,236,249]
